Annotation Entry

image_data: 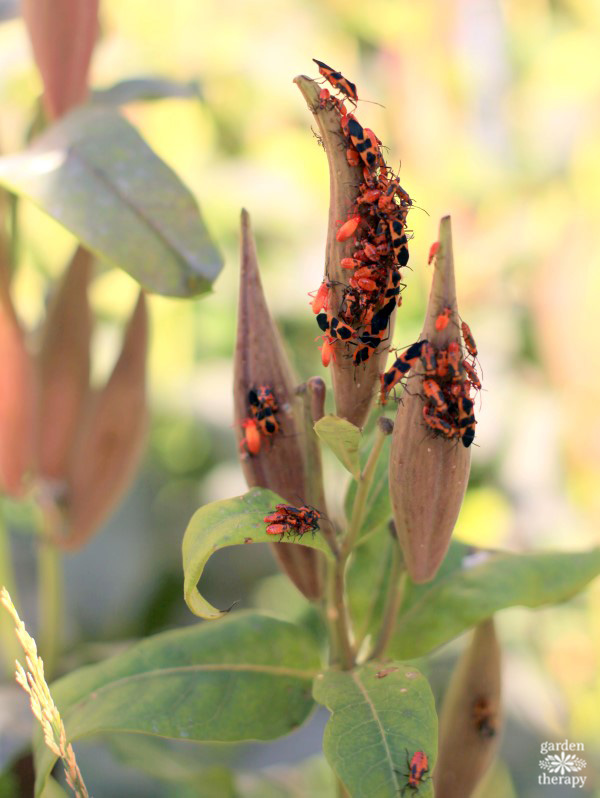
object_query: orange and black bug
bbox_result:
[387,218,410,267]
[253,405,280,437]
[419,342,437,376]
[340,257,362,270]
[316,312,357,342]
[428,240,440,264]
[336,214,362,242]
[435,307,452,331]
[396,750,430,795]
[309,279,334,314]
[462,359,481,391]
[472,696,497,739]
[422,405,455,439]
[318,335,336,367]
[346,117,381,171]
[248,386,278,413]
[461,321,478,358]
[240,418,261,456]
[312,58,358,102]
[446,341,465,380]
[457,395,476,447]
[423,378,448,412]
[264,503,321,537]
[379,340,425,403]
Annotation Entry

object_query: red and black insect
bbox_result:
[264,503,321,538]
[387,218,410,267]
[461,321,478,359]
[316,312,357,342]
[346,117,381,171]
[428,240,440,264]
[379,340,426,403]
[462,359,481,391]
[313,58,358,102]
[423,378,448,412]
[435,307,452,331]
[472,696,498,739]
[240,418,261,456]
[457,394,476,448]
[422,405,455,439]
[336,214,362,242]
[396,750,430,795]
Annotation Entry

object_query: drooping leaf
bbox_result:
[241,755,336,798]
[344,433,392,539]
[314,415,360,479]
[182,488,333,620]
[313,663,437,798]
[390,546,600,659]
[0,107,222,297]
[34,613,320,796]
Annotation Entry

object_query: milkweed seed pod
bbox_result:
[22,0,99,120]
[36,247,93,486]
[65,292,148,548]
[234,210,323,600]
[389,217,471,582]
[0,259,34,497]
[295,75,397,428]
[435,619,502,797]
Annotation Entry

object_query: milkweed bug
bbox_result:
[462,359,481,390]
[312,58,358,102]
[357,188,381,206]
[473,696,497,739]
[264,503,321,537]
[253,405,280,436]
[419,342,437,376]
[422,405,455,438]
[387,218,410,267]
[461,321,478,358]
[457,395,476,447]
[396,750,430,795]
[346,117,381,170]
[379,340,426,403]
[435,307,452,331]
[446,341,465,380]
[436,348,449,378]
[336,214,361,242]
[265,522,299,538]
[240,418,261,456]
[369,297,396,335]
[316,312,356,341]
[346,147,361,167]
[318,335,336,367]
[423,378,448,412]
[340,257,362,270]
[428,241,440,264]
[248,386,278,413]
[309,280,332,313]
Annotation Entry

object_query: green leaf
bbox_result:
[390,546,600,659]
[0,107,222,297]
[314,415,361,479]
[242,755,336,798]
[344,433,392,539]
[183,488,333,619]
[34,613,320,797]
[314,663,437,798]
[347,525,394,644]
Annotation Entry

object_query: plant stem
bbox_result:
[0,510,21,674]
[370,545,406,661]
[343,422,388,557]
[37,536,63,681]
[326,554,354,669]
[336,775,350,798]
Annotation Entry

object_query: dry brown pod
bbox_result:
[389,216,471,582]
[234,209,324,600]
[294,75,394,428]
[0,260,35,497]
[65,292,148,548]
[435,618,502,797]
[36,246,93,483]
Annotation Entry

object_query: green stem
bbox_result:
[0,511,21,674]
[336,776,350,798]
[326,554,354,669]
[342,421,389,557]
[369,545,406,661]
[37,538,63,681]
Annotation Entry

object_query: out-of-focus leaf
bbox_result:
[314,415,360,479]
[91,77,203,105]
[240,755,336,798]
[390,546,600,659]
[34,613,320,797]
[313,663,437,798]
[182,488,333,620]
[347,525,394,644]
[0,107,222,297]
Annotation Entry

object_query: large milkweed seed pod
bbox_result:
[0,259,34,497]
[294,75,394,428]
[389,216,471,582]
[234,210,323,600]
[435,619,502,798]
[36,246,93,485]
[65,292,148,548]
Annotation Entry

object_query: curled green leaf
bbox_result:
[182,488,333,620]
[314,415,361,479]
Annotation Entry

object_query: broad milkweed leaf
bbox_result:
[0,107,222,297]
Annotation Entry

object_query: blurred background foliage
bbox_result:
[0,0,599,795]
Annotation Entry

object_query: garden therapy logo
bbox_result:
[539,740,587,789]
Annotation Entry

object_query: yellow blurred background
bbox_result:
[0,0,599,795]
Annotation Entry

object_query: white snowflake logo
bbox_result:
[539,752,586,775]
